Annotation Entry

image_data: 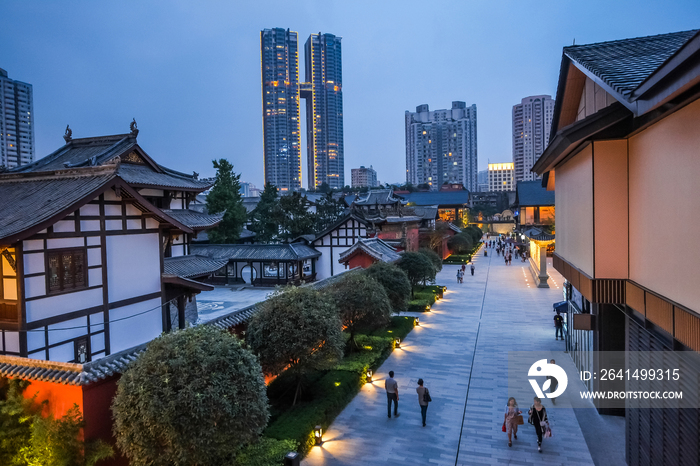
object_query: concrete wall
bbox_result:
[629,98,700,311]
[555,144,594,276]
[593,140,628,279]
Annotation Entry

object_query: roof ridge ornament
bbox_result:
[130,118,139,137]
[63,125,72,143]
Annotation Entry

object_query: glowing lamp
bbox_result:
[366,369,373,383]
[425,305,431,312]
[395,337,401,348]
[415,317,420,326]
[314,425,323,445]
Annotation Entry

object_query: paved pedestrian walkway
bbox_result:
[303,244,607,466]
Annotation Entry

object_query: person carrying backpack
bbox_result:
[554,311,564,340]
[416,378,431,426]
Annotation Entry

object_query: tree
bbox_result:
[313,191,346,232]
[0,379,36,466]
[112,326,269,466]
[325,273,392,349]
[274,192,315,241]
[248,183,280,243]
[427,222,452,252]
[247,287,343,405]
[364,262,411,313]
[397,252,436,293]
[418,248,443,273]
[448,232,474,254]
[206,159,247,243]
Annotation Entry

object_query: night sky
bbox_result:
[2,1,699,186]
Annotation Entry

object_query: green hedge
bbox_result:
[407,298,431,312]
[235,438,299,466]
[443,254,471,264]
[262,316,416,459]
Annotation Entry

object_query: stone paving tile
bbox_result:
[303,247,595,466]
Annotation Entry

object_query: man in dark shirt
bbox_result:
[554,311,564,340]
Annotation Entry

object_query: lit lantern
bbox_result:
[366,368,373,383]
[395,337,401,348]
[314,425,323,445]
[425,305,431,312]
[415,317,420,326]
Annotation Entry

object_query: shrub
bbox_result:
[112,326,269,466]
[407,299,432,312]
[247,286,344,405]
[235,438,298,466]
[364,262,411,313]
[325,273,392,349]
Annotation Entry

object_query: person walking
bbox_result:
[456,269,461,284]
[385,371,399,418]
[470,263,475,276]
[503,397,522,447]
[528,397,549,452]
[416,378,430,426]
[554,311,564,341]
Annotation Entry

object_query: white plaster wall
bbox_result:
[81,220,101,232]
[106,220,122,231]
[80,204,100,216]
[90,312,104,332]
[126,204,141,216]
[4,332,19,352]
[87,248,101,266]
[138,189,164,197]
[47,238,83,249]
[24,276,46,299]
[87,237,100,246]
[26,329,45,352]
[91,333,105,353]
[104,190,120,201]
[23,239,43,251]
[53,220,75,233]
[146,218,159,229]
[127,219,141,230]
[171,244,186,257]
[49,342,74,362]
[26,288,102,322]
[88,268,102,287]
[105,205,122,216]
[110,297,162,353]
[23,252,44,274]
[27,351,46,361]
[107,233,160,302]
[48,316,88,346]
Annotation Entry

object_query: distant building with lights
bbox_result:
[512,95,554,182]
[477,169,488,192]
[488,162,514,191]
[351,165,378,188]
[405,101,477,192]
[261,28,344,192]
[0,68,34,169]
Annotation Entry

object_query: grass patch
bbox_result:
[261,316,416,459]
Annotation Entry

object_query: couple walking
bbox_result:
[503,396,551,452]
[385,371,431,426]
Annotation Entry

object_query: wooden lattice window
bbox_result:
[47,249,87,294]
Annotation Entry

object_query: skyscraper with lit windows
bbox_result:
[0,68,34,169]
[261,28,302,191]
[261,29,344,191]
[405,102,477,192]
[512,95,554,182]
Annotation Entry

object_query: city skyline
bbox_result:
[0,68,34,168]
[1,2,698,188]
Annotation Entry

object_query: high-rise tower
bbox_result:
[261,28,302,191]
[0,68,34,169]
[304,33,344,190]
[405,102,477,192]
[261,29,344,191]
[512,95,554,183]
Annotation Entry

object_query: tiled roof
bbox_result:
[355,189,406,206]
[0,167,117,243]
[408,205,438,220]
[163,255,227,278]
[118,164,212,191]
[0,270,362,386]
[161,209,223,230]
[564,29,699,99]
[515,181,555,207]
[191,243,321,261]
[13,133,211,191]
[398,191,470,206]
[338,238,401,264]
